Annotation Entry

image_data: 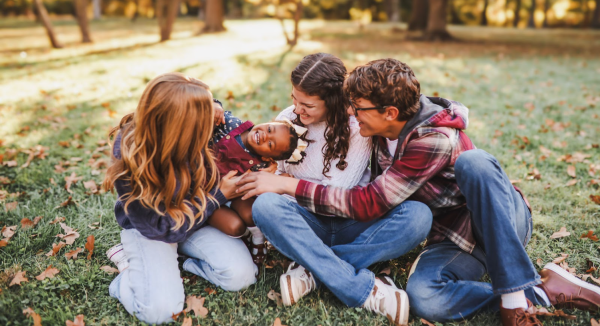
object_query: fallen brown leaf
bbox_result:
[36,265,60,281]
[66,314,85,326]
[567,165,576,178]
[9,271,28,286]
[100,266,119,274]
[566,179,578,187]
[55,196,75,209]
[2,225,17,239]
[21,216,42,229]
[0,239,7,247]
[586,266,597,273]
[56,223,79,245]
[272,317,287,326]
[205,287,217,295]
[22,307,42,326]
[592,318,600,326]
[181,317,192,326]
[64,172,83,194]
[85,235,94,260]
[83,180,98,194]
[421,318,436,326]
[5,201,18,212]
[65,248,83,259]
[536,258,544,267]
[267,289,283,307]
[552,253,568,264]
[46,242,66,256]
[591,195,600,205]
[50,216,66,224]
[184,295,208,318]
[550,227,570,239]
[581,230,599,241]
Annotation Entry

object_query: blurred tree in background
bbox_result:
[1,0,598,48]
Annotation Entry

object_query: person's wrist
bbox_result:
[282,177,299,196]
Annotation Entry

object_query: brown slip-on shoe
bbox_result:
[536,263,600,311]
[500,299,543,326]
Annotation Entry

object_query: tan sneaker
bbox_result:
[279,262,316,306]
[362,277,409,326]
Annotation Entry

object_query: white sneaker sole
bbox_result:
[544,263,600,296]
[280,273,295,306]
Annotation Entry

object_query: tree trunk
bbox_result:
[202,0,226,33]
[513,0,522,27]
[450,0,462,24]
[424,0,452,41]
[157,0,181,41]
[290,0,303,46]
[527,0,536,28]
[33,0,63,48]
[480,0,488,26]
[542,0,550,27]
[132,0,140,21]
[75,0,93,42]
[408,0,428,31]
[92,0,101,19]
[592,0,600,28]
[504,0,510,26]
[386,0,400,22]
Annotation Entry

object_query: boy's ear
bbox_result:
[385,106,400,121]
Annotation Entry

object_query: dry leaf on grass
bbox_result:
[536,258,544,267]
[56,223,79,245]
[9,271,28,286]
[83,180,99,194]
[550,227,570,239]
[0,239,7,248]
[204,287,217,295]
[50,216,66,224]
[581,230,599,241]
[100,266,119,274]
[2,225,17,239]
[65,248,83,259]
[64,172,83,194]
[23,307,42,326]
[592,318,600,326]
[184,295,208,318]
[567,165,577,178]
[590,195,600,205]
[272,317,287,326]
[36,265,60,281]
[181,317,193,326]
[5,201,18,212]
[552,253,569,264]
[559,262,577,275]
[46,242,66,256]
[421,318,436,326]
[55,196,75,209]
[66,314,85,326]
[21,216,42,229]
[85,235,94,260]
[267,289,283,307]
[566,179,578,186]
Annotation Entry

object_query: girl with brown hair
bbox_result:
[103,72,257,324]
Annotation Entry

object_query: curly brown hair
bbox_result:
[291,53,349,176]
[345,58,421,121]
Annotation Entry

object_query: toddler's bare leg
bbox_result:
[208,207,247,237]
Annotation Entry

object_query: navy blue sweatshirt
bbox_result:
[112,133,228,243]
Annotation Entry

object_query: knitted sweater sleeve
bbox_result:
[322,116,372,189]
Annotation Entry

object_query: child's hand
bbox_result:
[259,162,278,174]
[213,101,225,126]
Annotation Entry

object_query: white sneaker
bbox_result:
[106,243,129,272]
[279,262,316,306]
[362,276,409,326]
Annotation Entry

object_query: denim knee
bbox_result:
[252,193,288,229]
[217,261,257,291]
[401,201,433,241]
[135,291,184,324]
[406,274,448,322]
[454,149,496,181]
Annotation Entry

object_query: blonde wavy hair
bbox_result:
[103,72,219,231]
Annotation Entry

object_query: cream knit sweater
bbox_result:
[276,106,372,192]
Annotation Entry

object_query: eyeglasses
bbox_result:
[348,99,391,116]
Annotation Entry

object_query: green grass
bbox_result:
[1,17,600,326]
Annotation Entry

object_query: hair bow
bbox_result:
[278,118,308,163]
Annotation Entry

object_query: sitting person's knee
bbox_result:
[218,262,257,291]
[224,218,247,237]
[406,277,447,322]
[135,295,184,324]
[455,149,495,180]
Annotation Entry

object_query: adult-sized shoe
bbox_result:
[500,299,543,326]
[280,262,316,306]
[536,263,600,311]
[362,276,409,326]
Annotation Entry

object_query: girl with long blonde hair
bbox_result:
[103,72,257,325]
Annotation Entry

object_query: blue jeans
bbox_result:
[406,149,542,322]
[109,226,257,324]
[252,193,433,307]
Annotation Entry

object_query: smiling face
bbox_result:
[347,98,390,138]
[291,87,327,125]
[246,122,294,159]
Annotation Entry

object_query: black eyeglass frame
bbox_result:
[348,99,392,116]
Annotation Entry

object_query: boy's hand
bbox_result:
[259,162,278,174]
[213,101,225,126]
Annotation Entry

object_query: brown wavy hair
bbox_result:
[102,72,219,231]
[291,53,350,176]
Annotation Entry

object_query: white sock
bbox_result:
[533,286,551,306]
[501,290,528,309]
[248,226,264,245]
